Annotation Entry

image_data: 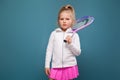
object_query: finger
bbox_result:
[67,37,72,44]
[47,69,50,75]
[66,35,71,39]
[65,36,70,41]
[46,69,50,76]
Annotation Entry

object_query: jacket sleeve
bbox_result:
[45,31,55,68]
[66,33,81,56]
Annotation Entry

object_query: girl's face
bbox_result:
[59,10,74,31]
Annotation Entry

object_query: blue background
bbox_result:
[0,0,120,80]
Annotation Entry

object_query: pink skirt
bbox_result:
[49,65,79,80]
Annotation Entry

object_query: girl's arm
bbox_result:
[45,31,54,68]
[66,33,81,56]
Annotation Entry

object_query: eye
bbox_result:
[60,18,64,20]
[66,18,70,20]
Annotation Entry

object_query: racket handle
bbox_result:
[64,40,67,43]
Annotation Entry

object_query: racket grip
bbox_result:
[64,40,67,43]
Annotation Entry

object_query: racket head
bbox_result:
[72,16,94,32]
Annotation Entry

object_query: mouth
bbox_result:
[63,24,67,26]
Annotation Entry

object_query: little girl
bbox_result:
[45,4,81,80]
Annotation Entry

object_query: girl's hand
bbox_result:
[45,68,50,76]
[65,35,72,44]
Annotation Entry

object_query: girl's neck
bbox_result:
[61,28,67,32]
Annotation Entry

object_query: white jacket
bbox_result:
[45,28,81,68]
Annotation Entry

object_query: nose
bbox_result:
[63,19,66,23]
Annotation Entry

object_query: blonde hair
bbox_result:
[57,4,76,27]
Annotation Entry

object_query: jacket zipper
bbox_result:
[62,32,65,68]
[61,32,65,79]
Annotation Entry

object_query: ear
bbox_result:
[72,19,76,26]
[56,21,58,26]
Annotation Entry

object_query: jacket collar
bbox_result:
[55,28,73,33]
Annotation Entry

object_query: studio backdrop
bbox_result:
[0,0,120,80]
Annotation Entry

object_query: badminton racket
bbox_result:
[64,16,94,42]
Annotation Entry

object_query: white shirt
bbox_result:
[45,28,81,68]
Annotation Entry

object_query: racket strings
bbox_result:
[73,17,93,29]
